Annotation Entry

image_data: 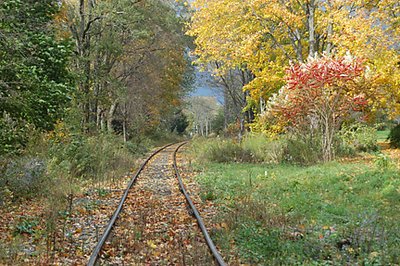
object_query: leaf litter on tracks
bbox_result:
[99,145,214,265]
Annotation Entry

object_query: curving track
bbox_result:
[88,142,226,266]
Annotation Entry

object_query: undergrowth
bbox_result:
[0,124,143,261]
[191,135,286,164]
[191,124,380,166]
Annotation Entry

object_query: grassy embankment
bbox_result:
[190,132,399,265]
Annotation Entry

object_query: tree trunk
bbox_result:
[123,120,127,142]
[321,105,335,162]
[238,118,244,143]
[308,0,316,58]
[260,97,266,114]
[294,29,304,62]
[205,119,209,136]
[107,100,118,133]
[96,106,102,129]
[199,121,204,136]
[122,102,127,142]
[325,21,333,55]
[325,1,334,55]
[322,117,332,162]
[100,112,106,131]
[224,88,229,129]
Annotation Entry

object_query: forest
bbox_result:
[0,0,399,265]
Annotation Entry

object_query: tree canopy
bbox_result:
[188,0,400,119]
[0,0,193,154]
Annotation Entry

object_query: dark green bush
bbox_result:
[0,118,31,156]
[388,124,400,148]
[169,110,189,135]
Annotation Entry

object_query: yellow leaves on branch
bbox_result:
[188,0,400,117]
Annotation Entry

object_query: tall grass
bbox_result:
[190,135,286,164]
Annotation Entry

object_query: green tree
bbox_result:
[0,0,73,154]
[170,110,189,135]
[65,0,193,137]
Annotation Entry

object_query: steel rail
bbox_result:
[173,142,227,266]
[87,142,176,266]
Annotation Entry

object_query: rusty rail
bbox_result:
[87,143,175,266]
[87,142,226,266]
[173,142,227,266]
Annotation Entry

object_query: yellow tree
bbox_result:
[187,0,400,119]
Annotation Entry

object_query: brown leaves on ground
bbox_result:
[0,173,131,265]
[0,145,225,265]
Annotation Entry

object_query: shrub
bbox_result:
[15,216,39,235]
[0,125,137,203]
[281,122,379,166]
[0,117,31,156]
[191,137,247,163]
[192,127,381,167]
[46,123,135,183]
[284,135,322,166]
[241,134,285,164]
[125,140,150,156]
[388,124,400,148]
[374,153,394,170]
[264,55,367,162]
[0,157,49,200]
[338,123,379,154]
[191,135,286,164]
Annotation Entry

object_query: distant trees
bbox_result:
[211,65,254,134]
[187,96,220,136]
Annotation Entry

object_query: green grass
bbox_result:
[195,160,400,265]
[377,130,390,142]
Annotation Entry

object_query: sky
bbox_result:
[190,67,223,103]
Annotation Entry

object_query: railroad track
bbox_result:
[88,142,226,266]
